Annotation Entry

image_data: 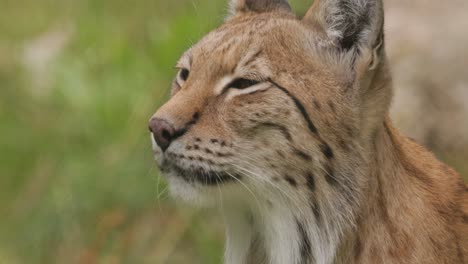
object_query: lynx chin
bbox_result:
[148,0,468,263]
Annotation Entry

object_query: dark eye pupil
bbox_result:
[180,69,189,81]
[229,78,259,89]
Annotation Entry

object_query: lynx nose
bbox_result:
[148,118,175,152]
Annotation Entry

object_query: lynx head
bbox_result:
[149,0,389,207]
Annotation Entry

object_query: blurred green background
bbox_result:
[0,0,466,263]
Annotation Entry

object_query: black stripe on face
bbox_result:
[296,219,312,263]
[268,79,342,190]
[269,80,319,135]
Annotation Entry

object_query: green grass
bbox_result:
[0,1,229,263]
[0,1,466,264]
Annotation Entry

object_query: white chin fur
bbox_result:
[165,172,247,208]
[166,174,218,207]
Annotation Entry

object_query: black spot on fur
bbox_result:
[292,147,312,161]
[296,219,312,263]
[462,214,468,224]
[338,139,349,151]
[216,152,232,158]
[321,144,334,159]
[204,148,213,154]
[313,99,321,110]
[324,164,339,186]
[192,112,200,121]
[276,150,285,158]
[306,172,316,192]
[284,175,298,187]
[312,201,321,222]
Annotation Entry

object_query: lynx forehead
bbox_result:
[148,0,468,263]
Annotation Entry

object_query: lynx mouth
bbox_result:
[159,160,240,186]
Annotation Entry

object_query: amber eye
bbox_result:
[176,68,190,86]
[228,78,260,89]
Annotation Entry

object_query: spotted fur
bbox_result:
[149,0,468,263]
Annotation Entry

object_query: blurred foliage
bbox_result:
[0,0,230,263]
[0,0,466,264]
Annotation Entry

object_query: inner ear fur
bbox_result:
[302,0,384,52]
[230,0,292,14]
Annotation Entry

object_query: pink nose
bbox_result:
[148,118,175,152]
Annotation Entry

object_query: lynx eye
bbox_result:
[228,78,260,89]
[176,68,190,85]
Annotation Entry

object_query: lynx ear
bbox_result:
[303,0,384,51]
[230,0,291,14]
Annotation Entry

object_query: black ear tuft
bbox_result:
[303,0,384,51]
[336,1,372,50]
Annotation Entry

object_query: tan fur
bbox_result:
[149,0,468,263]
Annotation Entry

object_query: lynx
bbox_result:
[148,0,468,263]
